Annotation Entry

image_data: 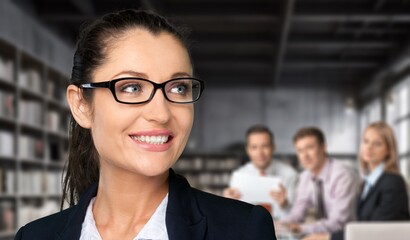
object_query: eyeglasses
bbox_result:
[77,77,205,104]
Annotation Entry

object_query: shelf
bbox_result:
[0,37,70,231]
[202,183,228,189]
[0,79,15,90]
[46,161,64,169]
[0,194,17,199]
[19,159,44,167]
[20,194,45,199]
[20,123,44,134]
[0,231,15,238]
[46,130,68,140]
[20,88,44,102]
[0,156,16,163]
[46,97,67,110]
[0,118,15,130]
[46,194,62,199]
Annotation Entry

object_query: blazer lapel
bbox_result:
[364,174,385,201]
[358,174,386,214]
[55,170,207,240]
[166,169,207,240]
[56,182,99,240]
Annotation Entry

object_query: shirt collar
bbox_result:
[311,158,332,182]
[364,163,385,186]
[249,160,273,175]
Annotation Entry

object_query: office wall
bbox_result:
[188,84,359,155]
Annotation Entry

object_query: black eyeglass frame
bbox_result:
[76,77,205,104]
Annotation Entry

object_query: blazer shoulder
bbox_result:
[191,189,275,239]
[15,207,75,239]
[378,172,407,188]
[193,188,255,213]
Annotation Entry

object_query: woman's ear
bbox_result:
[67,85,92,129]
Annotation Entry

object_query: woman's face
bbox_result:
[361,127,389,167]
[87,29,194,177]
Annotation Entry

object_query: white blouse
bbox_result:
[79,194,169,240]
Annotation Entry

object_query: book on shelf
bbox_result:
[46,171,62,195]
[0,131,14,158]
[0,167,15,194]
[0,201,14,232]
[46,110,60,133]
[18,135,44,159]
[18,68,42,94]
[18,170,44,195]
[0,56,14,83]
[19,99,42,127]
[0,90,15,119]
[46,79,56,100]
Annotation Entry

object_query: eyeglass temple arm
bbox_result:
[80,81,110,89]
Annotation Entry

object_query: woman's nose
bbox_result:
[142,89,171,124]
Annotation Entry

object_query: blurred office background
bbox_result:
[1,0,410,238]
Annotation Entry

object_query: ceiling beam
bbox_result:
[43,13,410,24]
[273,0,295,86]
[141,0,155,10]
[293,14,410,22]
[70,0,94,16]
[196,60,378,72]
[361,42,410,101]
[288,41,395,49]
[283,62,379,70]
[196,61,272,72]
[141,0,166,14]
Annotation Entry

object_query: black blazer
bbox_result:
[357,172,409,221]
[14,169,276,240]
[332,172,410,240]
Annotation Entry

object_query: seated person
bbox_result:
[279,127,360,236]
[223,124,298,219]
[303,121,410,240]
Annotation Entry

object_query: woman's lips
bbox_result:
[129,130,174,152]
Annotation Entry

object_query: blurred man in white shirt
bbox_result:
[223,124,298,219]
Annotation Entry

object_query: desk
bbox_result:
[275,224,301,240]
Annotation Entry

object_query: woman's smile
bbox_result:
[129,129,175,152]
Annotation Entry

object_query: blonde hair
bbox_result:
[359,121,399,174]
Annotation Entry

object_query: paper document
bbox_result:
[229,171,282,204]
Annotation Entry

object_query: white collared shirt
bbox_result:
[361,163,385,200]
[79,194,169,240]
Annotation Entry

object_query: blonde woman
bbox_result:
[304,121,409,240]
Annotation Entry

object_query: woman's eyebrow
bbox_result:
[171,72,193,78]
[111,70,149,79]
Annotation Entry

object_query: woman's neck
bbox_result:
[368,162,383,174]
[93,165,169,238]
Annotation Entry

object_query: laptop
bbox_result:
[346,222,410,240]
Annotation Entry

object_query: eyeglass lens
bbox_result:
[114,79,201,103]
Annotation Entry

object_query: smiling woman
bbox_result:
[13,9,276,240]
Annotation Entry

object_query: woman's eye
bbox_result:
[121,84,141,93]
[170,84,188,94]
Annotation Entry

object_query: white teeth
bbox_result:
[131,135,169,144]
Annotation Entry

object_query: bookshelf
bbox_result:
[173,153,244,196]
[0,37,68,239]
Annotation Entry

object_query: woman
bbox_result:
[304,121,409,240]
[14,10,275,240]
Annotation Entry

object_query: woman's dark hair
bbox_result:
[62,9,191,209]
